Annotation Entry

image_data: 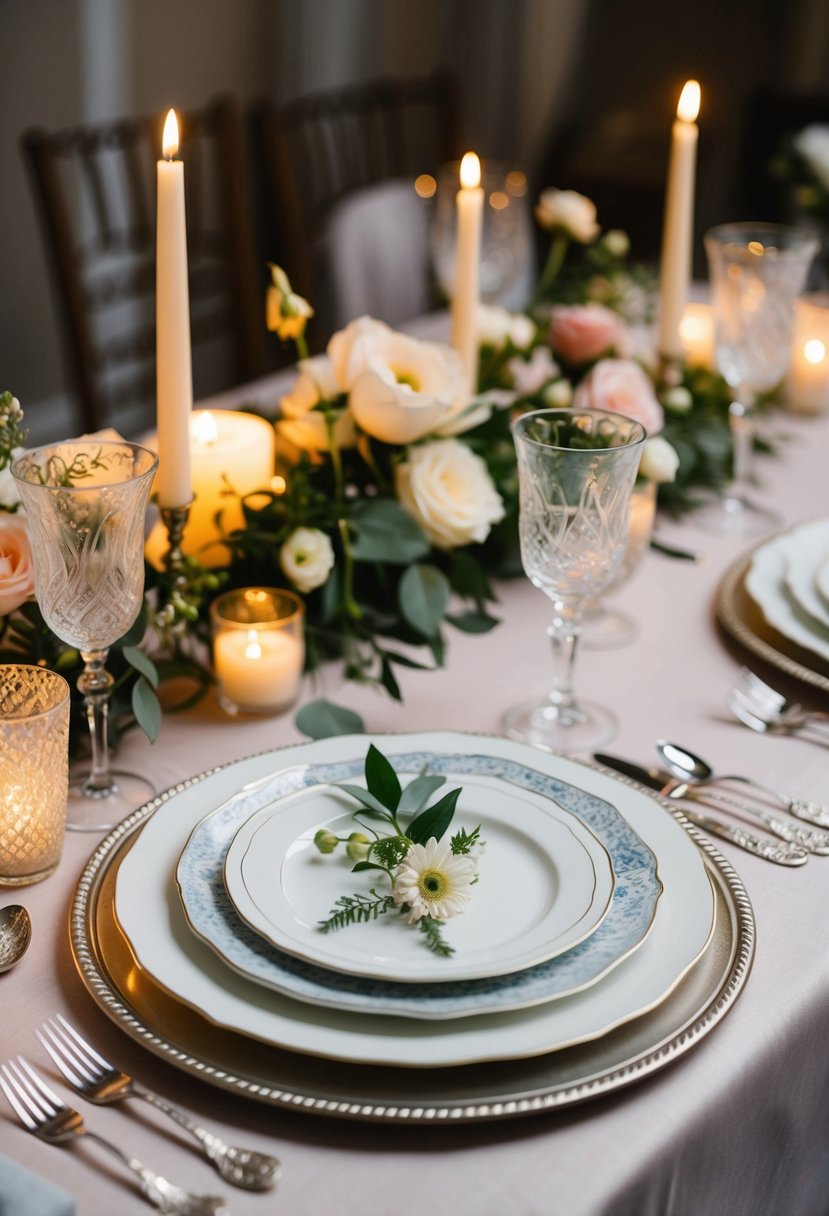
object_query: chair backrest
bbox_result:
[21,95,266,435]
[253,71,460,332]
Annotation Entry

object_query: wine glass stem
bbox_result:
[728,388,755,503]
[547,602,581,715]
[78,650,115,796]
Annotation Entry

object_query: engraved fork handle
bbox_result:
[691,788,829,853]
[681,810,809,865]
[132,1083,281,1190]
[706,776,829,829]
[81,1129,225,1214]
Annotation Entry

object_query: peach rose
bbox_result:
[0,515,35,616]
[549,304,626,366]
[573,359,664,435]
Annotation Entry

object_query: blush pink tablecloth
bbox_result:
[2,372,829,1216]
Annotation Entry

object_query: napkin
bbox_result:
[0,1154,75,1216]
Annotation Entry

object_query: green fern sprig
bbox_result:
[419,916,454,957]
[319,889,396,933]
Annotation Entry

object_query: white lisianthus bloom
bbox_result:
[794,125,829,192]
[543,378,574,407]
[392,837,477,923]
[0,448,23,510]
[328,316,489,443]
[266,264,314,340]
[395,439,505,549]
[639,436,680,484]
[535,189,600,243]
[477,304,535,351]
[278,355,356,452]
[279,527,335,594]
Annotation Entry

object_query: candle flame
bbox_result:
[677,80,701,123]
[191,411,218,446]
[162,109,180,159]
[244,629,262,661]
[805,339,826,365]
[460,152,481,190]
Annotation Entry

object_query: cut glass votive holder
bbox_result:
[0,664,70,885]
[211,588,305,716]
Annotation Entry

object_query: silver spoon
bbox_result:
[0,905,32,973]
[657,741,829,833]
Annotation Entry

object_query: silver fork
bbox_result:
[37,1015,280,1191]
[0,1057,227,1216]
[727,686,829,746]
[737,669,829,734]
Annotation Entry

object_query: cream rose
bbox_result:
[328,316,489,444]
[395,439,505,549]
[639,436,679,483]
[477,304,535,351]
[279,527,335,594]
[0,448,22,510]
[535,189,599,243]
[0,515,35,616]
[550,303,626,365]
[278,355,356,452]
[573,359,664,435]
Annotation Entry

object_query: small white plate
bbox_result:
[746,524,829,664]
[783,519,829,631]
[223,774,614,983]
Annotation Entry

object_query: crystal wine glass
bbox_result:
[699,223,818,537]
[502,408,646,753]
[12,440,158,831]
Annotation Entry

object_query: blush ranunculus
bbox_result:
[549,304,627,365]
[0,515,35,616]
[573,358,665,436]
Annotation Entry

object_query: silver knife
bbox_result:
[594,753,809,867]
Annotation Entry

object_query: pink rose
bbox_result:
[549,304,626,365]
[573,359,664,435]
[0,515,34,616]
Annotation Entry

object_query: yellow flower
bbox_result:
[266,264,314,341]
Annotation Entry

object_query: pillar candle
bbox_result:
[156,109,193,508]
[679,301,715,369]
[787,294,829,414]
[658,82,701,359]
[451,152,484,395]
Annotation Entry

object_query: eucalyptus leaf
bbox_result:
[131,676,162,743]
[295,698,365,739]
[397,774,446,815]
[407,787,461,845]
[398,564,450,638]
[380,657,402,701]
[445,610,500,634]
[365,742,401,810]
[122,645,159,689]
[349,499,430,564]
[334,783,393,818]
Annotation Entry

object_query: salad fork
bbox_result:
[737,668,829,730]
[0,1057,227,1215]
[728,686,829,744]
[37,1014,280,1191]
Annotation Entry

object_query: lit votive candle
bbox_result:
[787,294,829,415]
[211,588,304,715]
[679,301,715,369]
[0,665,70,886]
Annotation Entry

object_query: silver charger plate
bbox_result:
[70,751,754,1124]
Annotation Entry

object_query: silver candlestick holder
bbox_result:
[158,498,194,619]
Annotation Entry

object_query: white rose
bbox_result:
[794,125,829,191]
[279,527,335,593]
[535,189,599,243]
[543,379,573,407]
[639,436,679,484]
[477,304,535,351]
[0,449,23,510]
[278,356,356,452]
[395,439,505,549]
[602,228,630,258]
[329,316,489,443]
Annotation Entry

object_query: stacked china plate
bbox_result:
[70,732,753,1118]
[745,519,829,671]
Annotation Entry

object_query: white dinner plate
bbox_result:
[783,519,829,631]
[116,733,714,1068]
[176,758,658,1019]
[746,523,829,664]
[814,554,829,612]
[223,774,614,982]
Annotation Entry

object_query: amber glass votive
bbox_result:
[211,588,305,716]
[0,664,70,885]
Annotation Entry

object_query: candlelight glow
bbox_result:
[677,80,701,123]
[270,475,287,495]
[191,411,218,447]
[506,170,527,196]
[460,152,481,190]
[414,173,436,199]
[244,630,262,661]
[489,190,509,210]
[805,339,827,365]
[162,109,179,159]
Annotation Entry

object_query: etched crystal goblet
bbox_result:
[12,440,158,831]
[502,408,646,753]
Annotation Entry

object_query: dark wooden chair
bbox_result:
[251,71,460,337]
[21,95,267,435]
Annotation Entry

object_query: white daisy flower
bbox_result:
[392,837,477,924]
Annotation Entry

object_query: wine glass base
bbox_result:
[501,698,617,755]
[693,493,782,539]
[580,606,638,651]
[66,769,157,833]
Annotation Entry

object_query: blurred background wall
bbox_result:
[2,0,829,426]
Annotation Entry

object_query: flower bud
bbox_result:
[314,828,339,854]
[345,832,371,862]
[543,378,574,407]
[662,386,693,414]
